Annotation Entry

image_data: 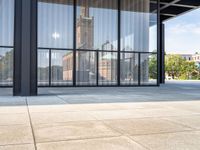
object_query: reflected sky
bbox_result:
[0,0,14,47]
[0,0,157,57]
[38,1,157,52]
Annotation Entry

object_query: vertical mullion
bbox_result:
[96,51,99,86]
[117,0,121,86]
[73,0,77,86]
[49,49,51,86]
[157,0,160,86]
[138,52,141,86]
[31,0,38,94]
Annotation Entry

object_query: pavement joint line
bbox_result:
[99,120,125,135]
[26,114,200,126]
[25,97,37,150]
[31,120,101,126]
[0,124,30,127]
[128,129,199,137]
[55,95,71,104]
[86,114,200,121]
[35,135,122,145]
[98,120,198,137]
[126,135,151,150]
[0,143,33,147]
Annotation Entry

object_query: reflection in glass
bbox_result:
[52,50,73,85]
[51,50,73,85]
[140,53,157,85]
[38,0,73,49]
[121,0,157,52]
[0,0,14,46]
[77,0,118,50]
[36,0,158,87]
[99,52,117,85]
[76,51,96,85]
[38,50,49,86]
[0,48,13,86]
[120,53,138,85]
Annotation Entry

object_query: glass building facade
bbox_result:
[37,0,158,87]
[0,0,159,95]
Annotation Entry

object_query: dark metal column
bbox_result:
[13,0,22,96]
[160,23,165,84]
[73,0,77,86]
[117,0,121,86]
[157,0,161,86]
[13,0,37,96]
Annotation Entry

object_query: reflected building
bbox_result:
[63,4,95,83]
[63,4,118,84]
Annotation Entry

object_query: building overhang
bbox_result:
[156,0,200,22]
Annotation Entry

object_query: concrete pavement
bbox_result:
[0,81,200,150]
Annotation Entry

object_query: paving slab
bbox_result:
[164,115,200,130]
[131,131,200,150]
[0,97,26,106]
[0,144,35,150]
[34,121,120,143]
[104,118,192,135]
[0,125,34,146]
[0,106,27,114]
[30,111,96,124]
[37,136,147,150]
[28,104,81,113]
[27,96,66,105]
[0,113,30,126]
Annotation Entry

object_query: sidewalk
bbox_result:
[0,81,200,150]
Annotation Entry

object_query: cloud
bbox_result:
[164,8,200,54]
[167,23,200,35]
[165,22,200,54]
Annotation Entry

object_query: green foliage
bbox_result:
[0,50,13,81]
[149,55,157,79]
[165,54,200,80]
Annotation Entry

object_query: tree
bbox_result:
[165,55,184,79]
[165,54,199,80]
[149,54,157,79]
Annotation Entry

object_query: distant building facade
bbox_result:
[180,54,192,61]
[192,54,200,68]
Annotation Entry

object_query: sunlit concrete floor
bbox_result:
[0,81,200,150]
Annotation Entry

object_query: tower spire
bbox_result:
[80,2,89,17]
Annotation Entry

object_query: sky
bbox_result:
[165,8,200,54]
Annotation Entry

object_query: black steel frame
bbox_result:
[38,48,158,87]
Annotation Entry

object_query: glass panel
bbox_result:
[0,0,14,46]
[77,0,118,50]
[51,50,73,85]
[99,52,117,85]
[140,53,157,85]
[38,0,73,49]
[0,0,14,86]
[120,53,138,85]
[76,51,96,85]
[38,49,49,86]
[121,0,157,52]
[0,48,13,86]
